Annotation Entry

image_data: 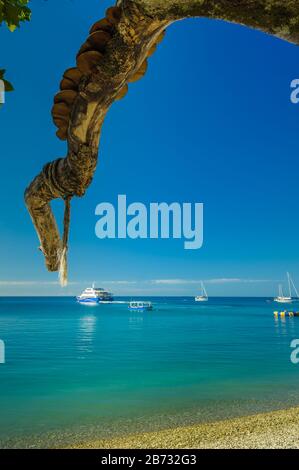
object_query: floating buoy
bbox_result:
[274,310,299,318]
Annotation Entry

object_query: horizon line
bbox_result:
[0,294,277,298]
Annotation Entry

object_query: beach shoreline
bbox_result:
[67,406,299,449]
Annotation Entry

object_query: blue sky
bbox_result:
[1,0,299,296]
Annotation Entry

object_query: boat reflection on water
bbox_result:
[77,315,97,357]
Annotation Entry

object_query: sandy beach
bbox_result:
[68,406,299,449]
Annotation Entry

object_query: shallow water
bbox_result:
[0,296,299,448]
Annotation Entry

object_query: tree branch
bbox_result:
[25,0,299,275]
[131,0,299,44]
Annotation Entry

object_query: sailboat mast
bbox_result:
[287,272,292,298]
[201,281,208,298]
[203,284,207,298]
[278,284,282,297]
[289,274,299,299]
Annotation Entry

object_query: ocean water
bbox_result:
[1,296,299,448]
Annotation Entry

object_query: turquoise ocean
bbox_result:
[1,296,299,448]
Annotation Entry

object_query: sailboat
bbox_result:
[274,272,299,303]
[195,281,208,302]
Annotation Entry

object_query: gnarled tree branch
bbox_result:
[25,0,299,278]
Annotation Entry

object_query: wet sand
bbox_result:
[68,406,299,449]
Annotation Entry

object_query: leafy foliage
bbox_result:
[0,0,31,31]
[0,1,31,95]
[0,68,14,91]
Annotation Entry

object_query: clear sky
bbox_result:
[1,0,299,296]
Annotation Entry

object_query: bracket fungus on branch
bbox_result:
[24,0,299,285]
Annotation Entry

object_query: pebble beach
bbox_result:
[69,406,299,449]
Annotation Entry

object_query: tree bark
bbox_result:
[25,0,299,274]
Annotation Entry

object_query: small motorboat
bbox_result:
[128,301,153,311]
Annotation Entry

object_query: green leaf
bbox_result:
[0,1,32,91]
[0,1,31,31]
[3,78,14,91]
[0,69,14,92]
[7,23,17,31]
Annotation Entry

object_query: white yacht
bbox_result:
[274,284,291,304]
[195,281,208,302]
[77,284,113,304]
[274,273,299,304]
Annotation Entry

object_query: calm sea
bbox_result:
[0,296,299,448]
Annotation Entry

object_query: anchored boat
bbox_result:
[128,301,153,311]
[195,281,208,302]
[77,284,114,305]
[274,273,299,304]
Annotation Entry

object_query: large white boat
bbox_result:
[77,284,113,304]
[274,273,299,304]
[195,281,208,302]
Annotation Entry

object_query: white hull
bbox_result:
[195,281,208,302]
[274,274,299,304]
[195,296,208,302]
[77,284,113,304]
[274,297,292,304]
[78,300,99,306]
